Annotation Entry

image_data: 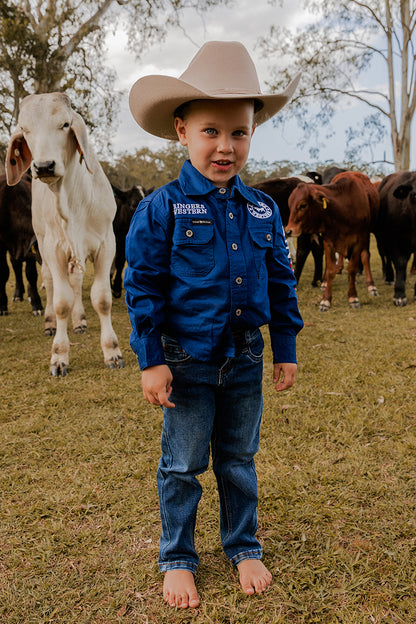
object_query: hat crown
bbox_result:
[179,41,262,96]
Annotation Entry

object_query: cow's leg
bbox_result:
[310,235,323,286]
[41,260,56,335]
[91,236,124,369]
[360,243,379,297]
[392,254,408,306]
[294,235,310,286]
[25,258,44,315]
[336,253,344,274]
[49,251,74,376]
[69,269,87,333]
[347,247,361,308]
[10,257,25,301]
[111,244,125,299]
[384,256,395,284]
[319,242,336,311]
[0,245,9,315]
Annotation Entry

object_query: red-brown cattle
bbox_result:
[286,171,379,311]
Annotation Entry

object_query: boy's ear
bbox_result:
[174,117,188,146]
[251,124,256,137]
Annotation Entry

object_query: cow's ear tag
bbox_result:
[322,197,328,210]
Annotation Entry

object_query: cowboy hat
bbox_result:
[129,41,300,140]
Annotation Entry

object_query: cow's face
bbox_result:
[393,184,416,205]
[286,184,327,237]
[15,93,92,186]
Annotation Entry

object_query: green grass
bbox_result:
[1,240,416,623]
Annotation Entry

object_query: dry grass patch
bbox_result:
[1,241,416,623]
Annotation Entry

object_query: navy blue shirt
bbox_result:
[124,160,303,370]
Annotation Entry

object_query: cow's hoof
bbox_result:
[73,324,87,334]
[0,310,8,316]
[50,363,69,377]
[319,300,331,312]
[368,285,379,297]
[385,280,394,286]
[393,297,407,307]
[45,327,57,336]
[111,289,122,299]
[320,281,327,291]
[311,280,321,287]
[12,296,23,302]
[32,309,44,316]
[349,298,361,309]
[106,355,124,370]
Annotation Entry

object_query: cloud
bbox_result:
[105,0,305,155]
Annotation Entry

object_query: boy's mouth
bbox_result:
[212,160,232,170]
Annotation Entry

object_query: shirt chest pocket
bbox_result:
[249,226,274,275]
[171,220,215,277]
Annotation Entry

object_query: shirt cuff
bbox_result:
[270,332,297,364]
[129,333,166,370]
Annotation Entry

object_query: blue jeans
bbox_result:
[157,328,264,573]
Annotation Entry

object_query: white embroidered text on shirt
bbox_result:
[173,203,208,215]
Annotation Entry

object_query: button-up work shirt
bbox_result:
[124,160,303,370]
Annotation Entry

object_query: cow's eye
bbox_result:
[298,202,308,211]
[61,122,70,130]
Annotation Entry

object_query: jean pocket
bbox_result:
[244,329,264,363]
[162,335,193,364]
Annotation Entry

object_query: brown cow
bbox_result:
[286,171,379,311]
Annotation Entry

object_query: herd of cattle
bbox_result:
[1,92,416,375]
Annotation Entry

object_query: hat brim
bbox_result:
[129,73,301,140]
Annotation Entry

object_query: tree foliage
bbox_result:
[260,0,416,171]
[0,0,230,152]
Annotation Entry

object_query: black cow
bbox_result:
[375,171,416,306]
[0,173,43,315]
[111,184,150,298]
[253,176,324,286]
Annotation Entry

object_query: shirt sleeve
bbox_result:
[124,194,171,370]
[267,203,304,364]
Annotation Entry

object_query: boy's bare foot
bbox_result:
[163,569,200,608]
[237,559,272,595]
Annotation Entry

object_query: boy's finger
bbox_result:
[158,391,175,408]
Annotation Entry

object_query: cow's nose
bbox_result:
[285,229,292,237]
[33,160,56,177]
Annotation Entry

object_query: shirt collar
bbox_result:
[178,159,258,205]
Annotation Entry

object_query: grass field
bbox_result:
[1,239,416,623]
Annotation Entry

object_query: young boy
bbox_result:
[124,41,303,609]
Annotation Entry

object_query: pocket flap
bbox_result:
[249,227,273,248]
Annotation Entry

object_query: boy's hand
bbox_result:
[141,364,175,408]
[273,362,297,392]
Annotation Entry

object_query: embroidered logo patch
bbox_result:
[173,203,207,215]
[247,202,272,219]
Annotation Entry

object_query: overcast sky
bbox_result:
[104,0,393,170]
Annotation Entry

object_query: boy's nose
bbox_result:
[217,138,233,152]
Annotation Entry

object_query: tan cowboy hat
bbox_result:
[129,41,300,140]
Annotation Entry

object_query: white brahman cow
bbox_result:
[6,92,124,376]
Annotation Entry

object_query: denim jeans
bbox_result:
[157,328,264,573]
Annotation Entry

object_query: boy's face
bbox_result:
[174,99,256,187]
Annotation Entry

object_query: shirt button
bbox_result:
[228,212,234,219]
[186,229,193,237]
[235,308,242,317]
[219,188,227,194]
[266,233,272,241]
[235,277,242,285]
[231,243,238,251]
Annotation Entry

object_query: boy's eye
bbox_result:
[203,128,217,135]
[233,130,246,137]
